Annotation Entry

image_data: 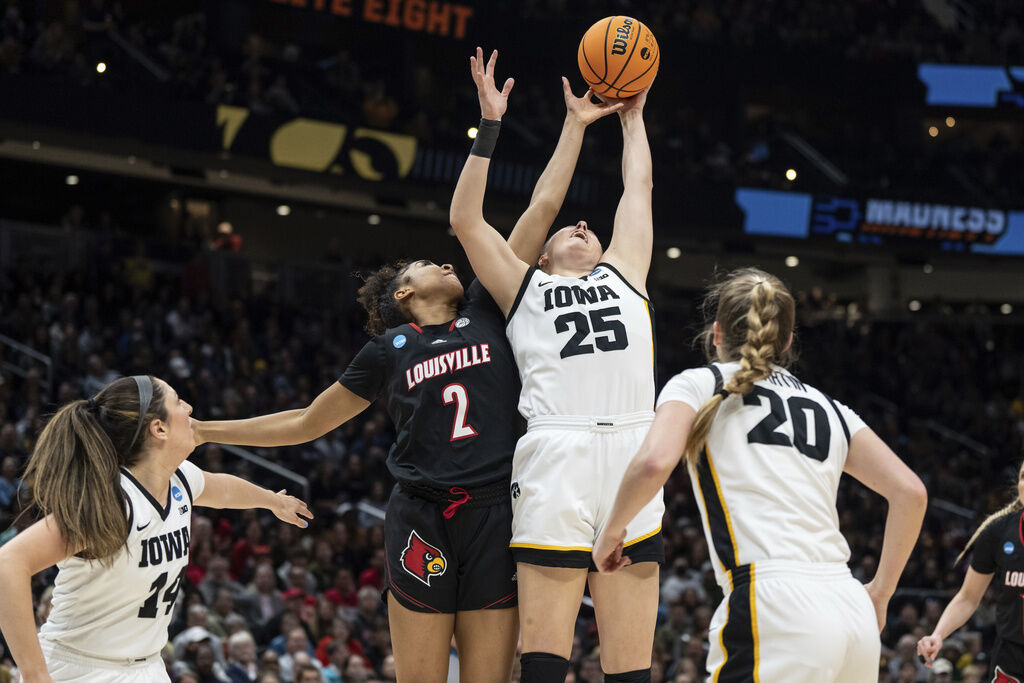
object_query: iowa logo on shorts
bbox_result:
[400,531,447,586]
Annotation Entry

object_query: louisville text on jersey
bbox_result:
[405,344,492,390]
[137,526,191,567]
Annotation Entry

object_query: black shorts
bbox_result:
[511,531,665,572]
[383,482,517,614]
[991,639,1024,682]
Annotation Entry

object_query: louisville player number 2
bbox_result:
[442,383,478,441]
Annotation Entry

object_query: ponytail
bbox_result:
[956,498,1024,566]
[20,376,167,563]
[685,269,795,466]
[356,261,411,335]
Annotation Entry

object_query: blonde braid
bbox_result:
[686,275,791,466]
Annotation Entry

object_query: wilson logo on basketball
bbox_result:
[611,18,634,55]
[401,531,447,586]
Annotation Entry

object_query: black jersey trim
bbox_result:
[175,467,194,504]
[596,261,650,303]
[821,393,851,444]
[120,467,172,521]
[694,445,739,572]
[713,564,760,682]
[505,266,536,326]
[125,492,134,532]
[705,364,725,393]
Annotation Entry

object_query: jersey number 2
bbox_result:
[139,568,185,618]
[553,307,629,359]
[442,383,477,441]
[744,386,831,462]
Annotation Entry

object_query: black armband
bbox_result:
[469,118,501,158]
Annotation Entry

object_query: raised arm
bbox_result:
[194,382,369,449]
[0,517,76,683]
[601,87,654,294]
[195,473,312,528]
[593,401,695,572]
[506,78,624,265]
[843,428,928,631]
[449,48,530,315]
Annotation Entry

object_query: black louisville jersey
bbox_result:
[971,510,1024,645]
[340,279,523,488]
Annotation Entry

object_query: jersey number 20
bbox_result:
[744,386,831,462]
[553,307,629,359]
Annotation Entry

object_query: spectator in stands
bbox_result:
[201,554,246,603]
[225,630,259,682]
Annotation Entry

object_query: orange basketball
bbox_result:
[578,16,659,98]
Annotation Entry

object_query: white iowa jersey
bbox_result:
[506,263,655,418]
[39,461,204,659]
[658,362,867,586]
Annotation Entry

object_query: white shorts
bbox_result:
[40,637,168,683]
[509,411,664,569]
[706,560,879,683]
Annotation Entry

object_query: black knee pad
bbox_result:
[520,651,571,683]
[604,668,651,683]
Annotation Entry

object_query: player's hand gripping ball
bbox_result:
[578,16,659,99]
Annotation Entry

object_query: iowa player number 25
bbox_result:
[553,306,629,359]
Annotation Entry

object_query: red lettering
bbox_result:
[470,345,481,365]
[385,0,402,26]
[363,0,385,22]
[331,0,352,14]
[404,0,425,30]
[425,1,450,35]
[450,4,472,39]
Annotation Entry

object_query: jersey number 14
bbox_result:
[139,568,186,618]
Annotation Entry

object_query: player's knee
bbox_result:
[604,668,651,683]
[520,651,571,683]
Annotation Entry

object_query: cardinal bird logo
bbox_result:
[400,531,447,586]
[993,667,1021,683]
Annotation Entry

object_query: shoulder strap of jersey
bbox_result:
[174,467,194,504]
[505,266,537,325]
[595,261,650,303]
[820,393,851,444]
[703,364,724,393]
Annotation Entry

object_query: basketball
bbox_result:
[577,16,660,98]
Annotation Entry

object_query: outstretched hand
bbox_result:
[273,490,314,529]
[562,77,624,126]
[595,82,652,115]
[592,527,632,573]
[470,46,514,121]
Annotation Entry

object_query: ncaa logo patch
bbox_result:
[171,486,183,502]
[455,317,470,328]
[1005,542,1015,555]
[401,531,447,586]
[393,334,407,349]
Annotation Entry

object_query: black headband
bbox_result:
[129,375,154,449]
